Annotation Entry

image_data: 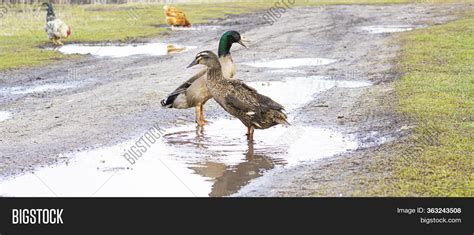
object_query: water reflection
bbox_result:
[190,139,275,197]
[164,125,279,196]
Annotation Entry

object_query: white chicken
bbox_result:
[43,2,71,46]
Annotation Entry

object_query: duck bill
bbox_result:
[238,36,250,48]
[237,40,248,48]
[186,59,198,68]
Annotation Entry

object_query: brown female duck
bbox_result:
[187,51,289,140]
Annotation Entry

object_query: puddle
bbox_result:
[243,58,337,69]
[0,77,371,197]
[165,120,357,166]
[0,82,80,95]
[169,25,222,31]
[0,111,12,122]
[266,69,303,74]
[247,77,371,110]
[360,25,414,34]
[0,140,213,197]
[57,43,196,58]
[0,122,355,197]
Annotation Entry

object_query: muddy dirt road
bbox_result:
[0,4,469,196]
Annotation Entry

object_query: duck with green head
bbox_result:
[161,31,248,126]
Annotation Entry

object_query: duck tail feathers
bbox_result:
[160,94,178,108]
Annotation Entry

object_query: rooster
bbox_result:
[43,2,71,46]
[163,6,192,28]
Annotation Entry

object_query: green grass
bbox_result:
[0,0,469,71]
[0,3,262,70]
[388,14,474,196]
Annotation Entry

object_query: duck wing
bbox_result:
[225,95,255,112]
[224,80,283,116]
[225,80,288,127]
[224,95,264,122]
[161,68,206,107]
[232,81,284,111]
[256,93,285,111]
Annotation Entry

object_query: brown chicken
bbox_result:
[163,6,192,27]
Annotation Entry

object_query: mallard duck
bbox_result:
[163,6,192,27]
[187,51,289,140]
[161,31,248,126]
[42,2,71,46]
